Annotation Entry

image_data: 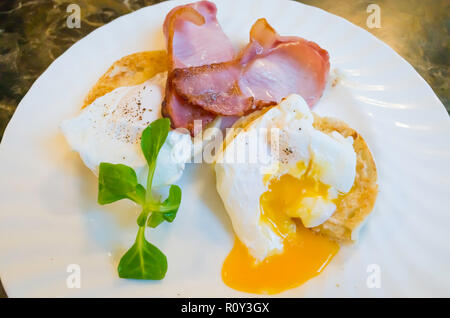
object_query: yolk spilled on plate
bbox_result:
[222,173,340,295]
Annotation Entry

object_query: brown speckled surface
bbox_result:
[0,0,448,297]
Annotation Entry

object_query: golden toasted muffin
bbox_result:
[219,108,378,243]
[83,50,168,108]
[311,115,378,242]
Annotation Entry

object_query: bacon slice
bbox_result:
[170,61,277,116]
[171,18,330,116]
[161,1,235,135]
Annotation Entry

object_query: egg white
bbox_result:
[61,72,192,188]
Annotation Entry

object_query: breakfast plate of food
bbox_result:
[0,0,449,297]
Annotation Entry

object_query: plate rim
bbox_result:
[1,0,449,297]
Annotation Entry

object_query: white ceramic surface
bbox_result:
[1,0,449,297]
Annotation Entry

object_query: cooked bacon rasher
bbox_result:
[161,1,235,135]
[162,1,330,135]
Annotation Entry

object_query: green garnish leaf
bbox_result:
[140,117,170,169]
[135,184,146,205]
[147,212,165,228]
[97,118,182,281]
[98,163,143,205]
[147,185,182,228]
[117,227,167,280]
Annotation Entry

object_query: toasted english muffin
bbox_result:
[311,115,378,242]
[83,50,168,108]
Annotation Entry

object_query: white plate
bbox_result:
[1,0,450,297]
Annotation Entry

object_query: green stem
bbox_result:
[146,162,156,203]
[135,226,146,275]
[137,205,151,227]
[136,225,145,242]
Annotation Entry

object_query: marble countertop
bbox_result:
[0,0,448,298]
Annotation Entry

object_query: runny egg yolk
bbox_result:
[222,161,340,295]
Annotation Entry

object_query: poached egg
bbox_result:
[215,94,357,294]
[61,72,192,188]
